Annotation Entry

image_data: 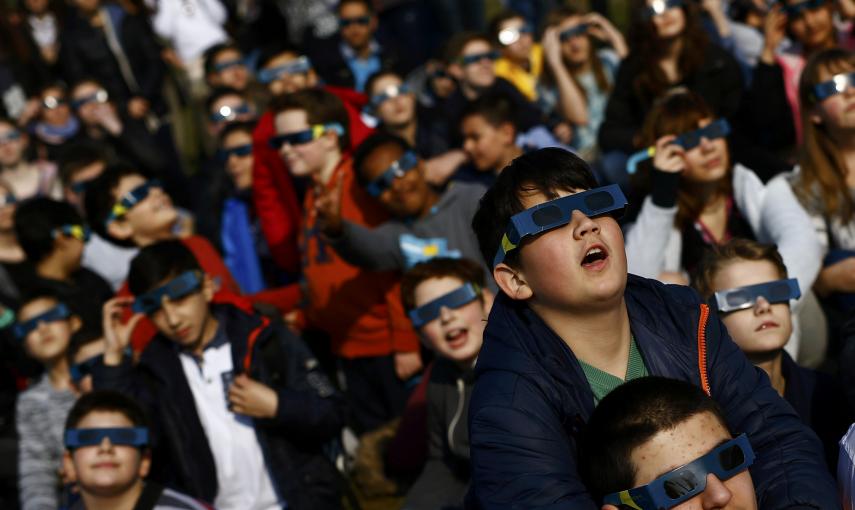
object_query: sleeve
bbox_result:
[715,49,745,121]
[16,397,59,510]
[326,220,408,271]
[705,309,842,509]
[597,58,641,153]
[386,280,419,353]
[467,374,599,510]
[199,0,228,24]
[624,171,680,278]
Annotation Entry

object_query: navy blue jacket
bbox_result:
[92,303,346,510]
[467,274,839,509]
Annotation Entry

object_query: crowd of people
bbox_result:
[4,0,855,508]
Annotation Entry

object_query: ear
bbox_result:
[62,450,78,485]
[138,448,152,478]
[306,69,319,88]
[202,274,216,302]
[499,122,516,145]
[493,263,533,301]
[69,314,82,334]
[106,219,134,241]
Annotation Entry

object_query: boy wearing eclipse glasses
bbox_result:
[579,376,758,510]
[399,258,493,510]
[91,240,345,509]
[694,239,852,470]
[467,147,838,508]
[62,390,211,510]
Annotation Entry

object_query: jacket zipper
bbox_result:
[697,304,711,396]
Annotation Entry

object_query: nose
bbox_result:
[98,436,114,452]
[753,295,772,315]
[571,209,600,239]
[35,320,50,334]
[160,299,181,328]
[438,305,454,324]
[700,474,733,509]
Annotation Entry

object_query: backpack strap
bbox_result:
[697,304,711,396]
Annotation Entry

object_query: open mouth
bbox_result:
[581,245,608,268]
[444,327,468,348]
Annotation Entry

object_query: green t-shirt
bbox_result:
[578,335,649,405]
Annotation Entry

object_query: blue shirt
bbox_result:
[340,40,381,92]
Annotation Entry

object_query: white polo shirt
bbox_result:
[179,327,283,510]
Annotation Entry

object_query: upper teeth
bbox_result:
[586,248,602,257]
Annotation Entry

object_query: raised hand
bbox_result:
[652,135,686,174]
[102,297,144,366]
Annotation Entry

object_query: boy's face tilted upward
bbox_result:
[18,298,77,364]
[499,187,627,310]
[63,411,150,498]
[107,174,177,244]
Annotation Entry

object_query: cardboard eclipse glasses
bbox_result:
[712,278,800,313]
[409,283,481,329]
[65,427,149,449]
[13,303,71,340]
[365,150,419,197]
[626,119,731,175]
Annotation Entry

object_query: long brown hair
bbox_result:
[637,91,733,229]
[795,48,855,222]
[627,0,708,104]
[542,6,612,100]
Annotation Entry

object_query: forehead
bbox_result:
[414,276,467,306]
[630,411,731,485]
[214,48,243,63]
[274,109,309,132]
[711,259,783,291]
[462,39,491,55]
[499,16,526,29]
[76,410,134,429]
[371,74,403,94]
[71,81,101,97]
[114,173,147,198]
[340,1,369,16]
[19,297,60,320]
[363,143,405,175]
[42,87,64,98]
[519,187,582,210]
[264,52,301,70]
[222,129,253,146]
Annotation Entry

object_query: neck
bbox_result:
[535,298,632,378]
[663,37,684,60]
[496,145,524,174]
[829,129,855,181]
[80,480,144,510]
[388,119,417,146]
[417,189,440,218]
[317,153,342,186]
[566,57,591,74]
[36,256,72,282]
[461,82,486,101]
[46,357,72,391]
[133,225,176,248]
[753,350,785,396]
[190,312,220,357]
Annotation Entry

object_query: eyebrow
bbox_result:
[647,437,732,480]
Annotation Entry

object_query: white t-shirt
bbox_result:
[149,0,228,64]
[82,233,138,291]
[179,328,283,510]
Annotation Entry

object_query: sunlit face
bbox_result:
[458,40,497,90]
[208,94,255,137]
[211,48,250,91]
[262,53,316,97]
[0,121,26,168]
[413,277,488,365]
[711,259,792,356]
[360,144,431,218]
[147,275,215,350]
[498,17,534,62]
[680,118,730,184]
[785,0,834,50]
[109,174,177,243]
[273,109,337,178]
[221,130,254,191]
[558,16,592,66]
[18,297,76,365]
[71,339,106,394]
[71,81,111,128]
[811,63,855,131]
[461,114,514,172]
[339,2,376,51]
[370,74,416,128]
[0,184,15,231]
[63,411,150,498]
[629,412,757,510]
[40,86,72,126]
[64,160,105,211]
[511,188,628,311]
[648,0,686,39]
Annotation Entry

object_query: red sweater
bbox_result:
[301,157,418,358]
[251,85,373,275]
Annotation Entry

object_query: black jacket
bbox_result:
[467,274,839,509]
[92,303,346,510]
[598,42,744,153]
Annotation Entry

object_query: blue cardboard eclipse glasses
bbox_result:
[409,283,481,328]
[71,89,108,110]
[53,224,91,243]
[642,0,683,19]
[257,57,312,84]
[493,184,627,268]
[268,123,344,149]
[133,270,203,315]
[339,15,371,27]
[365,151,419,197]
[713,278,800,313]
[458,50,500,66]
[604,434,755,510]
[0,131,21,144]
[13,303,72,340]
[218,144,253,161]
[65,427,149,449]
[213,58,245,73]
[626,119,731,175]
[370,84,411,109]
[0,192,16,207]
[210,103,252,123]
[559,23,590,41]
[105,179,162,226]
[498,24,533,46]
[812,72,855,101]
[782,0,827,17]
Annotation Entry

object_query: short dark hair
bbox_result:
[270,89,351,151]
[128,239,202,296]
[460,92,518,134]
[400,258,486,311]
[58,142,107,186]
[64,390,149,433]
[352,131,414,186]
[83,162,149,247]
[445,32,492,63]
[17,285,65,314]
[203,42,243,77]
[14,198,83,263]
[219,120,257,146]
[488,9,527,45]
[256,43,304,70]
[205,87,246,114]
[471,148,598,268]
[693,239,788,299]
[577,376,729,502]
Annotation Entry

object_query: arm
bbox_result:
[705,310,841,509]
[326,220,408,271]
[16,397,59,510]
[542,27,588,125]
